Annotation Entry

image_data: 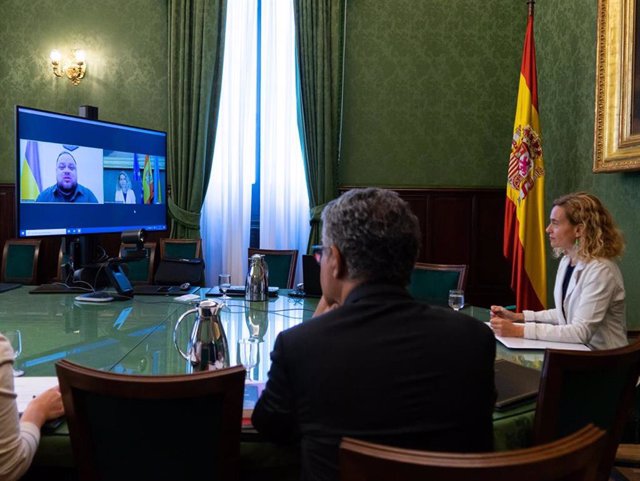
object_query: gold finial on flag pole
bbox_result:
[527,0,535,16]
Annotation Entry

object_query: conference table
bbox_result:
[0,286,541,474]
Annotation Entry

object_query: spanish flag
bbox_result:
[504,4,547,312]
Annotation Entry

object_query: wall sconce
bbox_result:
[50,49,86,86]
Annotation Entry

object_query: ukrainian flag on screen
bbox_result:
[21,140,42,201]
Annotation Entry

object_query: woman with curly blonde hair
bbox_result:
[490,192,627,350]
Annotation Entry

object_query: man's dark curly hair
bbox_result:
[322,188,421,286]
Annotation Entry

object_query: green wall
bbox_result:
[0,0,168,184]
[341,0,640,328]
[341,0,525,187]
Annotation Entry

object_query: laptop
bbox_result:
[301,255,322,297]
[494,359,541,410]
[0,283,22,294]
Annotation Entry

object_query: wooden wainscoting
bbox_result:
[340,187,515,307]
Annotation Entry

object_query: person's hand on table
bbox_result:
[490,305,525,338]
[21,385,64,428]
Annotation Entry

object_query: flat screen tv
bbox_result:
[16,106,167,239]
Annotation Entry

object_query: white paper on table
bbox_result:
[14,377,59,413]
[486,323,591,351]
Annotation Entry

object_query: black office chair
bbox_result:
[56,360,245,481]
[408,262,468,306]
[339,424,606,481]
[248,248,298,289]
[1,239,41,284]
[533,340,640,481]
[119,241,157,284]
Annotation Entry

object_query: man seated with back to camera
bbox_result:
[252,187,496,481]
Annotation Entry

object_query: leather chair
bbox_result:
[339,424,605,481]
[56,360,245,481]
[119,242,157,284]
[248,248,298,289]
[533,340,640,481]
[408,262,468,306]
[1,239,41,284]
[159,238,202,259]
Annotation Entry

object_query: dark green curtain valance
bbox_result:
[294,0,346,250]
[167,0,227,239]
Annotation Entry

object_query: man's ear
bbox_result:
[330,245,347,279]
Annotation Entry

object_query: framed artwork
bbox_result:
[594,0,640,172]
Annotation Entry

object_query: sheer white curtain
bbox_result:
[259,0,310,282]
[202,0,257,286]
[202,0,310,287]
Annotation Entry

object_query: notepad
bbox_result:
[14,377,59,413]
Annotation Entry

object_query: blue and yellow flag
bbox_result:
[21,141,42,201]
[153,156,162,203]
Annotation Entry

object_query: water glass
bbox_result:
[448,289,465,311]
[218,274,231,300]
[238,338,258,380]
[4,329,24,377]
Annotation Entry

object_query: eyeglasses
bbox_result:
[311,245,329,264]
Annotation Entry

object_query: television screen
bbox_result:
[16,106,167,237]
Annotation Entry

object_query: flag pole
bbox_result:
[527,0,535,16]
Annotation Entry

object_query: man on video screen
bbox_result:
[36,152,98,203]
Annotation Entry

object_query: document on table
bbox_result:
[487,323,591,351]
[14,377,59,413]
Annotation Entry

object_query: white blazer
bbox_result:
[115,189,136,204]
[522,256,627,350]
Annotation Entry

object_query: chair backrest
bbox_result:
[159,238,202,260]
[533,340,640,481]
[119,242,157,284]
[248,248,298,289]
[1,239,41,284]
[408,262,467,306]
[56,360,245,481]
[339,424,606,481]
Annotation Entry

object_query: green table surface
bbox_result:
[0,287,540,472]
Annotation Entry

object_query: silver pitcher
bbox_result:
[173,300,229,372]
[246,254,269,301]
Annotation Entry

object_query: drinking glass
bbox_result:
[218,274,231,301]
[448,289,465,311]
[4,330,24,377]
[238,338,258,380]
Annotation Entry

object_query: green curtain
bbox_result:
[293,0,346,250]
[167,0,227,239]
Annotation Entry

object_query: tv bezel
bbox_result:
[15,105,168,239]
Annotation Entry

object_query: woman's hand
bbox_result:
[490,306,525,338]
[21,386,64,428]
[490,305,523,322]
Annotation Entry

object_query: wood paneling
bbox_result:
[341,187,515,307]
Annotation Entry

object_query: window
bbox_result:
[201,0,310,286]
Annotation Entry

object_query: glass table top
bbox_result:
[0,287,544,379]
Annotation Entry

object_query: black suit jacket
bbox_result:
[252,283,496,481]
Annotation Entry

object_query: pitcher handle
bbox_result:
[173,308,197,361]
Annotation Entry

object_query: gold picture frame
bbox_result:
[594,0,640,172]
